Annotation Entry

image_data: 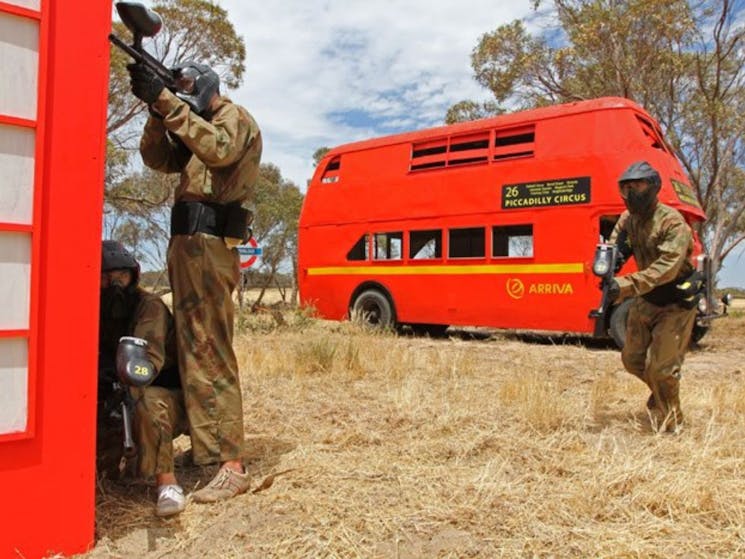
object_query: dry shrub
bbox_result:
[708,378,745,418]
[293,336,337,375]
[497,369,570,432]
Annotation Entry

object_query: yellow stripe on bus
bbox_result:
[308,263,585,276]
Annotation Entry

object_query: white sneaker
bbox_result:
[156,484,186,517]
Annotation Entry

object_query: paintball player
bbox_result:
[98,240,188,517]
[607,161,700,433]
[127,58,262,502]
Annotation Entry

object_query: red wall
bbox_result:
[0,1,110,557]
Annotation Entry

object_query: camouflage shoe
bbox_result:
[192,466,251,503]
[156,484,186,517]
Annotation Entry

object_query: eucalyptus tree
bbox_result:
[448,0,745,277]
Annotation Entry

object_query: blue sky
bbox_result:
[201,1,744,287]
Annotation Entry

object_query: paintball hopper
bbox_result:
[115,2,162,44]
[116,336,155,387]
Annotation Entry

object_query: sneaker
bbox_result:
[156,484,186,517]
[192,466,251,503]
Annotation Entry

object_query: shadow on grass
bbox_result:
[94,434,296,544]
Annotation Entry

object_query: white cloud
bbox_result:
[215,0,534,189]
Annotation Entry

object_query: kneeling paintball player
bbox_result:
[98,240,189,517]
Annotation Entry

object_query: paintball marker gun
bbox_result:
[98,363,138,459]
[115,336,155,456]
[589,239,620,322]
[109,2,177,91]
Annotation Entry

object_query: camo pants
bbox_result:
[134,386,188,477]
[622,297,697,428]
[167,233,245,465]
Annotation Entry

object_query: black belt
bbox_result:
[170,200,249,240]
[642,269,702,308]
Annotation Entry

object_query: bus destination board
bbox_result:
[501,176,591,210]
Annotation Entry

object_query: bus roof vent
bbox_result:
[410,138,448,171]
[493,125,535,161]
[321,156,341,183]
[448,132,489,167]
[410,131,490,172]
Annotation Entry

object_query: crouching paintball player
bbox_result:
[606,161,701,433]
[98,240,189,517]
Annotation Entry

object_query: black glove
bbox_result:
[127,63,164,105]
[613,254,625,274]
[607,279,621,303]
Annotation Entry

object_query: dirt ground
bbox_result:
[78,301,745,559]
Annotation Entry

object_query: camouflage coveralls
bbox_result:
[610,203,697,428]
[140,89,262,465]
[99,288,187,477]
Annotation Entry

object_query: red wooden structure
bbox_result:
[0,0,111,556]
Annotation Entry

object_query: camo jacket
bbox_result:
[140,89,262,205]
[609,202,694,300]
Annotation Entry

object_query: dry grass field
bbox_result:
[81,300,745,559]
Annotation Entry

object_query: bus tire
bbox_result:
[690,324,709,345]
[351,289,395,329]
[609,298,633,349]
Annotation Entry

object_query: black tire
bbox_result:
[691,323,709,344]
[609,298,633,349]
[351,289,395,329]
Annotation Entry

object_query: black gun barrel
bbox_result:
[109,33,176,89]
[121,400,137,458]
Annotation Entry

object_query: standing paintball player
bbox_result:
[126,57,262,501]
[98,240,188,517]
[607,161,701,433]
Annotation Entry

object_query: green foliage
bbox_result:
[445,100,504,125]
[312,147,331,167]
[450,0,745,282]
[244,164,305,304]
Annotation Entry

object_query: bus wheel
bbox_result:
[690,324,709,345]
[351,289,395,329]
[609,298,633,349]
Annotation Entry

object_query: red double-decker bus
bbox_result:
[298,97,714,342]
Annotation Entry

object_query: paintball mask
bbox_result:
[101,240,140,320]
[101,240,140,286]
[618,161,661,215]
[172,61,220,116]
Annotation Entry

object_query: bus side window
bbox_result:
[635,117,667,152]
[410,229,442,260]
[321,156,341,183]
[493,224,533,258]
[449,227,485,258]
[347,234,370,261]
[373,232,403,260]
